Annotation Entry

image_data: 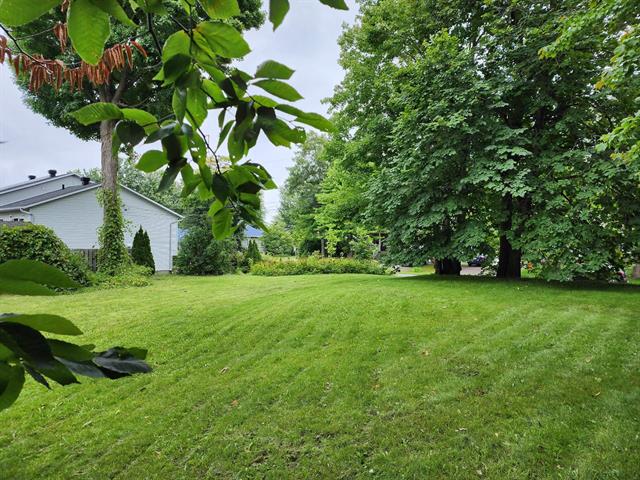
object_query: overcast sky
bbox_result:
[0,1,359,221]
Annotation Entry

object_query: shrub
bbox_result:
[250,256,390,276]
[245,239,262,264]
[0,224,91,285]
[131,227,155,273]
[174,223,236,275]
[91,264,153,289]
[262,223,295,256]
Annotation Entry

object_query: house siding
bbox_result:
[28,188,179,271]
[0,176,84,206]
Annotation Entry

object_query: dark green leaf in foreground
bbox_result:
[0,363,25,410]
[116,121,146,147]
[2,314,82,336]
[0,0,62,26]
[136,150,168,173]
[269,0,290,30]
[93,348,153,374]
[318,0,348,10]
[200,0,241,19]
[71,103,123,126]
[67,0,111,65]
[195,22,250,59]
[255,60,295,80]
[253,79,303,101]
[0,260,80,289]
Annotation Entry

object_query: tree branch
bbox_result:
[112,67,129,105]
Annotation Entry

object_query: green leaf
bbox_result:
[72,103,123,125]
[276,105,334,132]
[0,279,55,296]
[2,314,82,336]
[0,363,24,410]
[180,164,201,196]
[0,260,80,289]
[269,0,289,30]
[137,0,167,13]
[255,60,294,80]
[91,0,136,26]
[162,134,187,162]
[145,122,178,144]
[0,323,78,386]
[0,344,13,361]
[93,348,152,374]
[172,88,187,123]
[159,160,187,191]
[227,125,246,160]
[57,357,106,378]
[115,121,146,146]
[199,0,240,19]
[253,79,303,101]
[211,207,233,239]
[194,21,250,59]
[163,54,192,84]
[218,120,234,148]
[67,0,111,65]
[262,118,306,147]
[250,95,279,108]
[186,88,208,129]
[0,0,62,26]
[211,174,231,202]
[121,108,158,134]
[318,0,348,9]
[136,150,167,172]
[202,79,226,103]
[48,340,94,361]
[162,31,191,63]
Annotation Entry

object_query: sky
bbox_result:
[0,1,359,221]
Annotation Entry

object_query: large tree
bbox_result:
[278,132,330,253]
[324,0,639,280]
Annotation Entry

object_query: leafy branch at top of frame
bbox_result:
[0,0,347,239]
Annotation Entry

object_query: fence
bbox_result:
[73,249,99,271]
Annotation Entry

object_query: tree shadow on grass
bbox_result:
[393,272,640,295]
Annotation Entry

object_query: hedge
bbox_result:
[250,256,390,276]
[0,224,91,285]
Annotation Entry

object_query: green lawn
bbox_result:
[1,274,638,479]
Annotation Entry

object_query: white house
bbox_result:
[241,225,265,252]
[0,170,182,272]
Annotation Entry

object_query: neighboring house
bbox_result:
[242,225,264,252]
[0,170,182,272]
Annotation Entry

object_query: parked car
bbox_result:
[468,255,487,267]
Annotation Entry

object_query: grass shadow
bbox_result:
[393,272,640,295]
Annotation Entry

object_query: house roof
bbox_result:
[0,180,183,219]
[245,225,264,238]
[0,173,80,195]
[0,183,99,211]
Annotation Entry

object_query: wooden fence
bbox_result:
[73,249,99,271]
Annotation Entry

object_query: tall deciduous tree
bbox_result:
[279,132,330,253]
[325,0,639,280]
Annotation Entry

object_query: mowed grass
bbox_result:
[0,274,638,479]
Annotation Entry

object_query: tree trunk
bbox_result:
[496,194,523,279]
[435,258,461,275]
[100,119,117,196]
[496,234,521,278]
[633,264,640,279]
